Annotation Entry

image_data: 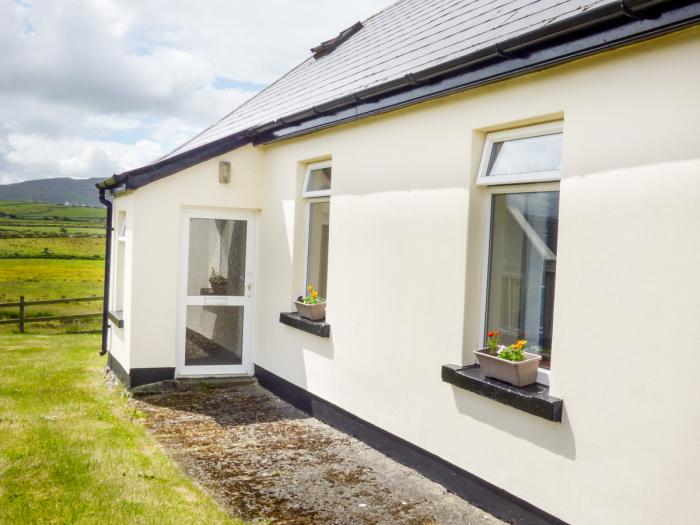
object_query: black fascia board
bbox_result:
[96,131,254,191]
[97,0,700,191]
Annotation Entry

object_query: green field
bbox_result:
[0,200,106,334]
[0,237,104,258]
[0,334,242,524]
[0,200,105,221]
[0,224,104,238]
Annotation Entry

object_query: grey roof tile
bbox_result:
[157,0,614,162]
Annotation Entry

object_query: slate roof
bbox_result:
[163,0,613,161]
[98,0,699,189]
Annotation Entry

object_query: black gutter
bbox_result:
[98,188,112,356]
[97,0,700,191]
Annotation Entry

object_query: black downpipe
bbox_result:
[98,188,113,356]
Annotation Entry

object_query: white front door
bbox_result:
[177,209,256,377]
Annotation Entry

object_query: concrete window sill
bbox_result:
[441,364,563,422]
[279,312,330,337]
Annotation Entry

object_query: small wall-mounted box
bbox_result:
[219,161,231,183]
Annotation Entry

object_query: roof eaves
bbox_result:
[97,131,255,191]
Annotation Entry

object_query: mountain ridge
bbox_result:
[0,177,102,207]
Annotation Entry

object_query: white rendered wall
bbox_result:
[114,27,700,524]
[127,145,264,369]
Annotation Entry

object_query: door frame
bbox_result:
[176,207,257,377]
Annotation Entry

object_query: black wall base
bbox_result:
[106,352,175,388]
[106,352,129,384]
[254,364,568,525]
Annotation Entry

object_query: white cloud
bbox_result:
[0,0,390,183]
[84,114,142,131]
[1,134,162,183]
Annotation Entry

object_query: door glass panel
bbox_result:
[187,218,247,296]
[185,305,243,366]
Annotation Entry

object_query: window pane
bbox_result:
[187,218,247,296]
[306,166,332,193]
[185,305,243,366]
[486,133,562,178]
[306,201,330,298]
[486,192,559,369]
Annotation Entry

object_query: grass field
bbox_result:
[0,200,105,222]
[0,237,104,258]
[0,200,105,334]
[0,334,243,524]
[0,224,104,237]
[0,259,104,332]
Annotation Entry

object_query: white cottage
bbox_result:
[97,1,700,523]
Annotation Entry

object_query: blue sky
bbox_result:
[0,0,389,184]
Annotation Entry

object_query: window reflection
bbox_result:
[306,167,332,193]
[187,219,247,296]
[486,192,559,369]
[185,305,243,366]
[487,133,562,177]
[307,201,330,298]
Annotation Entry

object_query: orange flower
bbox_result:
[487,331,495,338]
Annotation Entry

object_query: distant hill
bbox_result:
[0,177,103,207]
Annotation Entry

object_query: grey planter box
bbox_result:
[474,349,542,387]
[294,301,326,321]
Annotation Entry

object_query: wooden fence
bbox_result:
[0,296,103,332]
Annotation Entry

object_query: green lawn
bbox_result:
[0,334,243,524]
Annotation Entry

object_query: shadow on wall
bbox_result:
[450,387,576,460]
[300,332,335,361]
[270,326,336,390]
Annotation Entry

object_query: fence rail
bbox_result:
[0,296,103,332]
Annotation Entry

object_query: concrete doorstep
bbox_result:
[129,376,258,395]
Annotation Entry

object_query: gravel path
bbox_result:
[131,381,504,525]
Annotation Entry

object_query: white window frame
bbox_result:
[476,121,563,186]
[302,160,332,299]
[301,160,332,198]
[112,210,128,316]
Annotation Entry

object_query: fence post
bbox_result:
[19,296,25,333]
